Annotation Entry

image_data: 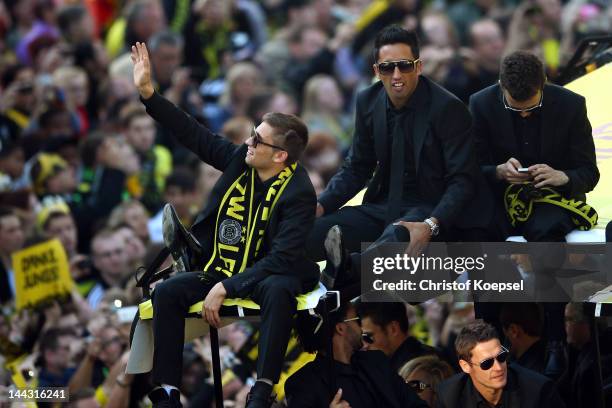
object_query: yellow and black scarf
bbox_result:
[504,183,598,230]
[202,164,297,280]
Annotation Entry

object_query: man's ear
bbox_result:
[506,323,520,339]
[416,59,423,75]
[387,321,400,337]
[459,359,471,375]
[273,150,288,164]
[373,64,379,79]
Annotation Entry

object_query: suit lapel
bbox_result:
[373,87,388,166]
[411,78,434,173]
[495,85,517,154]
[539,85,556,160]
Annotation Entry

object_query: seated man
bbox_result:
[131,42,319,408]
[285,300,428,408]
[359,302,439,372]
[306,25,491,289]
[437,320,565,408]
[470,50,599,244]
[470,50,599,376]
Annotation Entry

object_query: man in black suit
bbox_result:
[131,42,319,408]
[469,51,599,377]
[285,300,428,408]
[305,25,489,286]
[469,50,599,243]
[359,302,439,372]
[437,320,565,408]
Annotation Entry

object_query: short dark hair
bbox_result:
[295,301,352,354]
[500,51,545,101]
[455,320,499,362]
[499,303,543,337]
[373,25,420,62]
[262,112,308,165]
[165,168,196,192]
[358,302,409,333]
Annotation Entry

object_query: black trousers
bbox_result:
[152,272,301,387]
[305,202,436,261]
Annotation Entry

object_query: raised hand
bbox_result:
[130,42,154,99]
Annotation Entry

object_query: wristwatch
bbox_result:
[424,218,440,237]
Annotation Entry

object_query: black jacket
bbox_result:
[436,363,565,408]
[285,350,428,408]
[141,93,320,298]
[318,77,492,230]
[469,83,599,201]
[390,336,441,372]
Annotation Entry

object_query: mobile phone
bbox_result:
[518,168,530,173]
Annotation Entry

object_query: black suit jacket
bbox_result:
[436,363,565,408]
[142,93,320,298]
[469,83,599,201]
[284,351,428,408]
[318,76,491,230]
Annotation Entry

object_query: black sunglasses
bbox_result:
[361,332,374,344]
[377,59,420,75]
[465,346,509,370]
[406,380,432,394]
[251,127,285,150]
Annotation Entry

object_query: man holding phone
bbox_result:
[470,50,599,242]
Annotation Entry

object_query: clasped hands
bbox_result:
[496,157,569,188]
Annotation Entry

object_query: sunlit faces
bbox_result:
[245,122,287,170]
[459,339,508,391]
[373,43,422,109]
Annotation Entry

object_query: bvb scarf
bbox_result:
[504,183,598,230]
[202,163,297,281]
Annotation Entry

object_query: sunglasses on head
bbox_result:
[377,59,420,75]
[250,127,285,150]
[466,346,509,370]
[406,380,432,394]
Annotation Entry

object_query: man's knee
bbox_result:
[256,277,299,307]
[524,222,570,242]
[153,278,179,306]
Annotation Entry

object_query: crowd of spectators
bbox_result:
[0,0,610,406]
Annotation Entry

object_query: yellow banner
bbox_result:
[565,63,612,227]
[12,239,74,311]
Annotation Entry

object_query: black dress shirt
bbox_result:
[511,109,542,167]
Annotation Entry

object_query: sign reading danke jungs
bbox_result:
[12,239,74,310]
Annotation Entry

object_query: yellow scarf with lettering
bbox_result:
[504,183,598,230]
[202,164,297,281]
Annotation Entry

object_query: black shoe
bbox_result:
[148,388,182,408]
[245,381,275,408]
[321,225,347,289]
[162,204,202,271]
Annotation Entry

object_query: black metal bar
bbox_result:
[210,327,224,408]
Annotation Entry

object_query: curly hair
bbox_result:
[500,51,545,101]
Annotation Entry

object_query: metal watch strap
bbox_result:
[424,218,439,237]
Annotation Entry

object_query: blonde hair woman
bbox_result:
[399,355,455,407]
